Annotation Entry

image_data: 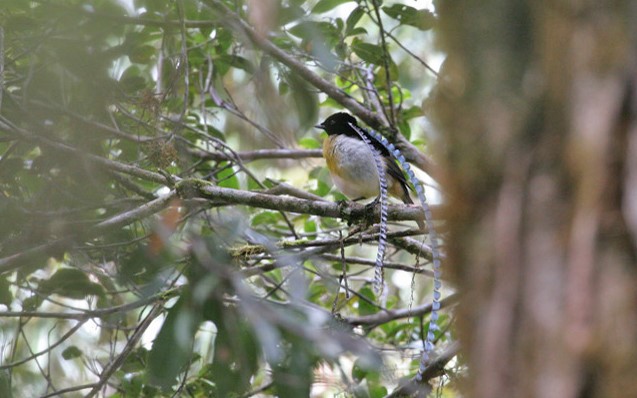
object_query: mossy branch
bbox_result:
[175,178,434,225]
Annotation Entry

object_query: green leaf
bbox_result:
[278,4,306,25]
[119,66,147,93]
[351,40,385,65]
[335,17,345,32]
[369,385,388,398]
[314,179,331,197]
[0,370,11,398]
[216,162,240,189]
[382,4,436,31]
[402,105,424,120]
[304,219,317,235]
[128,45,156,64]
[309,166,334,197]
[252,211,282,226]
[22,295,43,311]
[287,73,319,128]
[346,27,369,37]
[247,176,262,191]
[62,346,83,360]
[345,6,365,34]
[205,300,259,396]
[352,357,385,398]
[271,336,313,398]
[120,347,149,373]
[352,359,368,382]
[39,268,105,299]
[358,286,377,316]
[299,137,321,149]
[379,58,400,82]
[147,296,199,389]
[118,372,144,398]
[382,322,414,341]
[308,280,328,302]
[279,80,289,95]
[312,0,354,13]
[213,28,233,53]
[288,21,340,44]
[217,54,255,73]
[0,278,12,307]
[398,118,411,140]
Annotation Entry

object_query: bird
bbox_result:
[315,112,417,209]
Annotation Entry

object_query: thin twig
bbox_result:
[241,381,274,397]
[0,289,178,320]
[83,305,163,398]
[371,1,396,125]
[0,27,4,112]
[1,118,171,185]
[40,383,97,398]
[343,293,458,327]
[384,342,460,397]
[385,29,439,77]
[0,319,88,370]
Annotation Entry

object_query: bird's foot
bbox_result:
[336,199,354,227]
[363,197,380,228]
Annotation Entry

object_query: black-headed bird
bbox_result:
[316,112,416,209]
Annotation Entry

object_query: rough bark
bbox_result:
[432,1,637,397]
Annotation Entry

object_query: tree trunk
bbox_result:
[431,1,637,396]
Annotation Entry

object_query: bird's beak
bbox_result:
[315,123,325,130]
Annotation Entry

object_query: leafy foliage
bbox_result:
[0,0,454,397]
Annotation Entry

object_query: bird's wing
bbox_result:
[359,128,412,192]
[349,124,414,197]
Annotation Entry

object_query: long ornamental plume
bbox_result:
[348,123,389,295]
[361,126,442,379]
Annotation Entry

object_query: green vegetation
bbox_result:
[0,1,448,397]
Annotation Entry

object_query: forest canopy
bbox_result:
[0,1,447,397]
[3,1,637,398]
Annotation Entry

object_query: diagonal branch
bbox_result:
[84,305,163,398]
[0,192,178,274]
[0,289,179,320]
[95,191,178,231]
[0,319,88,370]
[385,341,460,397]
[0,118,171,185]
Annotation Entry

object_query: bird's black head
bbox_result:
[315,112,358,136]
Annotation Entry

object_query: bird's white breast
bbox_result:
[326,135,382,199]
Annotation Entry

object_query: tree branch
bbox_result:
[344,293,458,327]
[84,305,163,398]
[95,190,178,231]
[0,193,179,274]
[0,319,88,370]
[40,383,97,398]
[188,148,323,162]
[176,178,433,224]
[0,118,171,185]
[385,341,460,397]
[0,289,178,320]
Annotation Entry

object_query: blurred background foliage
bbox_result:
[0,0,450,397]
